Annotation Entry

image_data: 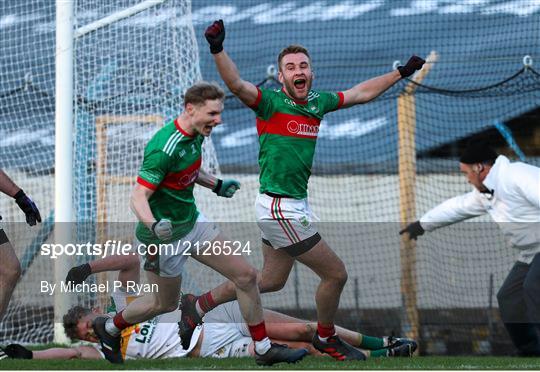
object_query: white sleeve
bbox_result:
[512,163,540,209]
[420,191,487,232]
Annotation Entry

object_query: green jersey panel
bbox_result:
[251,87,344,199]
[136,119,204,245]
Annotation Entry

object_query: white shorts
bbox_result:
[140,213,220,278]
[200,301,252,358]
[255,193,319,253]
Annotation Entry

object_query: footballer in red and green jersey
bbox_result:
[250,87,344,199]
[136,118,204,245]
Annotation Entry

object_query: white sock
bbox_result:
[318,332,336,342]
[105,317,121,337]
[383,336,389,347]
[195,300,205,318]
[254,337,272,355]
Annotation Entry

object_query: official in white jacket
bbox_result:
[400,140,540,356]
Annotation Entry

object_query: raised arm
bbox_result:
[341,56,425,108]
[205,20,259,107]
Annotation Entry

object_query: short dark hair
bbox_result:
[63,305,92,341]
[459,139,498,165]
[481,158,496,166]
[184,81,225,107]
[277,44,311,71]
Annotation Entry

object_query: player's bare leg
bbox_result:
[262,309,349,344]
[206,242,294,304]
[292,238,364,360]
[192,237,263,325]
[121,272,181,323]
[0,239,21,320]
[182,234,307,365]
[179,241,294,343]
[178,241,295,350]
[259,242,296,292]
[296,239,347,325]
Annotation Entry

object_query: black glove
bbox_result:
[205,19,225,54]
[399,221,425,240]
[14,190,41,226]
[65,263,92,286]
[1,344,33,359]
[397,55,425,78]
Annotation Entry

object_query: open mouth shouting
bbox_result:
[294,78,306,91]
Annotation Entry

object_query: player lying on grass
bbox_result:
[1,254,416,361]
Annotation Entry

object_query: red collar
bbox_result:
[174,118,195,137]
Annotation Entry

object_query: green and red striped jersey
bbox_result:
[250,87,344,199]
[135,119,203,245]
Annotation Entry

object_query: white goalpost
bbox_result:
[54,0,74,345]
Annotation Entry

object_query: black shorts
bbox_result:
[262,232,321,257]
[0,217,9,245]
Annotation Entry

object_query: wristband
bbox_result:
[13,189,25,200]
[212,179,223,193]
[210,45,223,54]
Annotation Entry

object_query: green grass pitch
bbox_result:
[2,355,540,370]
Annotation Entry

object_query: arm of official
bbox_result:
[205,20,259,107]
[32,346,102,360]
[420,191,487,232]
